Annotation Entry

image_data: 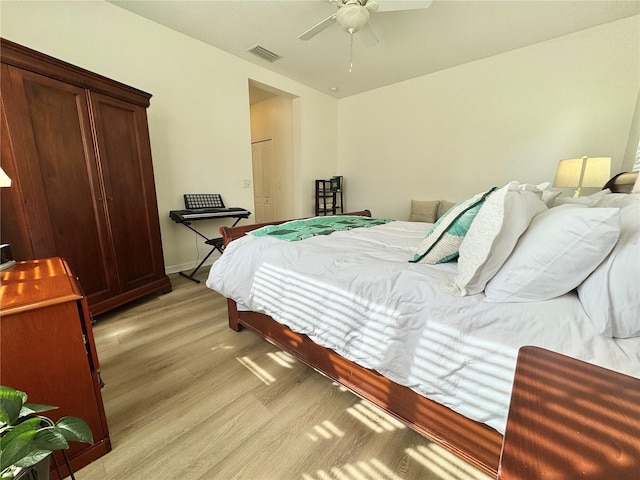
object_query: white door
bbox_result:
[252,140,275,223]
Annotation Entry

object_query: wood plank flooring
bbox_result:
[71,271,492,480]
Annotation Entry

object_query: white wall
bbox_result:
[1,0,338,273]
[337,16,640,220]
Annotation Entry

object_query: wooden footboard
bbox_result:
[218,210,502,476]
[219,209,372,243]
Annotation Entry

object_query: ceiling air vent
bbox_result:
[248,44,281,63]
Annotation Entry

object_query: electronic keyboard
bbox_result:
[169,207,251,223]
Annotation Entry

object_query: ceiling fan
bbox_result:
[298,0,434,47]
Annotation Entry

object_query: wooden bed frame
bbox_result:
[218,172,638,477]
[220,209,503,476]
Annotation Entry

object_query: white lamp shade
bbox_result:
[553,157,611,189]
[0,167,12,188]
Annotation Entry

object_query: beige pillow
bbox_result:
[409,200,440,223]
[437,200,456,220]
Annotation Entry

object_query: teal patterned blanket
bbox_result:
[250,216,393,241]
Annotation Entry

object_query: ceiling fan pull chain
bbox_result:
[349,29,354,73]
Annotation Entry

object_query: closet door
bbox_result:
[88,91,168,292]
[0,65,118,304]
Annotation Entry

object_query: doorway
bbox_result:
[251,139,274,223]
[248,81,296,221]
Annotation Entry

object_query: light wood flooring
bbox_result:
[71,271,492,480]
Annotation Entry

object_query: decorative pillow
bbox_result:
[578,200,640,338]
[633,173,640,194]
[437,200,456,220]
[409,200,440,223]
[442,182,547,296]
[412,188,496,264]
[484,205,620,302]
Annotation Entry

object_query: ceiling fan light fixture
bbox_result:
[336,4,370,33]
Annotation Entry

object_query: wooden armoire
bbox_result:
[0,39,171,315]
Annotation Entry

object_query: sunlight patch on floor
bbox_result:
[267,350,297,368]
[105,325,135,339]
[347,400,406,433]
[236,355,276,385]
[209,344,234,351]
[306,420,346,441]
[332,382,350,392]
[302,458,400,480]
[406,444,489,480]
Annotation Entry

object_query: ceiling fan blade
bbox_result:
[298,14,337,40]
[375,0,433,12]
[358,23,378,47]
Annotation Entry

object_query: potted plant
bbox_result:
[0,386,93,480]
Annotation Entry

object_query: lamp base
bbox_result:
[0,259,16,271]
[0,243,15,271]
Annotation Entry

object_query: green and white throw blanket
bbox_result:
[250,216,393,241]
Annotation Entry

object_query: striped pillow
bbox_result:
[412,188,496,264]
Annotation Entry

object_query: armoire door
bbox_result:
[88,91,168,292]
[0,64,119,305]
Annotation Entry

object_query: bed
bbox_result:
[206,173,639,476]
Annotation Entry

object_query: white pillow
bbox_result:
[485,205,620,302]
[516,181,562,207]
[442,181,547,296]
[593,193,640,208]
[541,189,562,207]
[552,189,610,207]
[578,200,640,338]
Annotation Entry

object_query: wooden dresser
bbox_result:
[0,38,172,315]
[0,257,111,478]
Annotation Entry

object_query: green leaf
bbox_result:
[0,418,40,451]
[55,417,93,444]
[13,449,51,468]
[0,430,36,471]
[0,387,25,426]
[0,387,26,405]
[32,428,68,451]
[1,466,17,479]
[21,403,57,416]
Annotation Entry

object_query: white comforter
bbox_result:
[206,220,640,434]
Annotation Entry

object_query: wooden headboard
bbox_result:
[603,171,638,193]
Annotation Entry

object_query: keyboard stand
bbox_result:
[176,215,246,284]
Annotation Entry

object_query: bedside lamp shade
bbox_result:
[0,166,11,187]
[553,156,611,197]
[0,166,15,271]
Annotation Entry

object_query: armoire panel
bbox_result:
[3,65,117,304]
[89,91,166,291]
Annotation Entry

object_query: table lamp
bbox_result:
[552,156,611,197]
[0,166,16,271]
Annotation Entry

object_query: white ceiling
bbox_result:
[110,0,640,99]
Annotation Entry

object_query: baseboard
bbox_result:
[165,258,217,275]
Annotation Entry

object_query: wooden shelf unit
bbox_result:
[315,177,344,216]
